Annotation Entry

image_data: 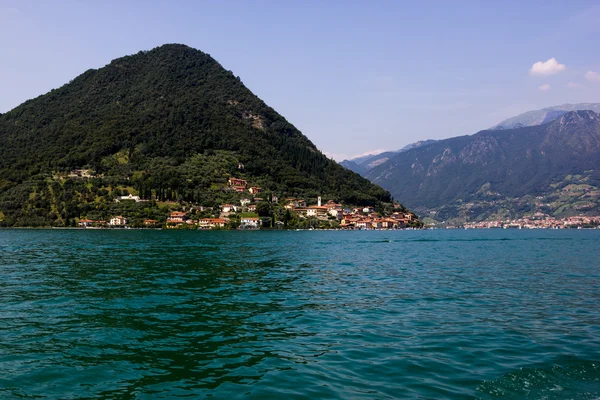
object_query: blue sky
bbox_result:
[1,1,599,160]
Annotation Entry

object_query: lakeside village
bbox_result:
[75,176,417,230]
[460,213,600,229]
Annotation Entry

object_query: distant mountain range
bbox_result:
[340,140,437,175]
[342,103,600,176]
[342,108,600,223]
[490,103,600,130]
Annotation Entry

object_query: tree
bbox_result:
[260,217,271,228]
[283,209,291,228]
[256,202,271,217]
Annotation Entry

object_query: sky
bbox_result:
[1,1,599,161]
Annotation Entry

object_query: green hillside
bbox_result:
[0,44,394,227]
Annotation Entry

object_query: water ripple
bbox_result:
[1,229,599,399]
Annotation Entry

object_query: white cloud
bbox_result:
[567,82,584,89]
[529,58,567,76]
[584,70,600,83]
[538,84,551,92]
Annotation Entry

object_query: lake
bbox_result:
[1,229,599,399]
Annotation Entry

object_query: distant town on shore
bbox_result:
[454,213,600,229]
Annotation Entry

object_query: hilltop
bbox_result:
[0,44,404,227]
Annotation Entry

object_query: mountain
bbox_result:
[366,110,600,222]
[338,159,366,175]
[340,151,398,175]
[0,44,396,227]
[339,140,437,175]
[491,103,600,130]
[397,139,438,152]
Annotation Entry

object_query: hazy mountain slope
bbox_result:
[338,160,366,175]
[491,103,600,130]
[367,111,600,220]
[397,139,438,152]
[340,140,437,175]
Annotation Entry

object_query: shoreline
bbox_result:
[1,226,597,231]
[0,226,422,231]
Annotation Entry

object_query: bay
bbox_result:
[1,229,599,399]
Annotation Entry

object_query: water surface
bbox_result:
[1,229,599,399]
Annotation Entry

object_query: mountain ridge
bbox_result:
[491,103,600,130]
[339,139,437,175]
[365,110,600,222]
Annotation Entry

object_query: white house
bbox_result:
[307,206,328,219]
[221,204,238,213]
[109,216,127,226]
[240,217,261,229]
[248,187,262,194]
[78,219,95,227]
[328,208,343,219]
[115,194,146,203]
[198,218,227,229]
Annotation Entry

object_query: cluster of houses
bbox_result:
[75,176,415,230]
[166,211,229,229]
[462,213,600,229]
[68,169,96,179]
[164,210,260,229]
[227,177,264,195]
[77,214,234,229]
[77,195,414,230]
[341,213,410,229]
[279,196,411,229]
[78,216,128,228]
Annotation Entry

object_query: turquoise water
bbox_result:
[1,229,599,399]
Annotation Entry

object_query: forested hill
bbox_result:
[0,44,393,227]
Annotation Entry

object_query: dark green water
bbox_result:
[1,229,599,399]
